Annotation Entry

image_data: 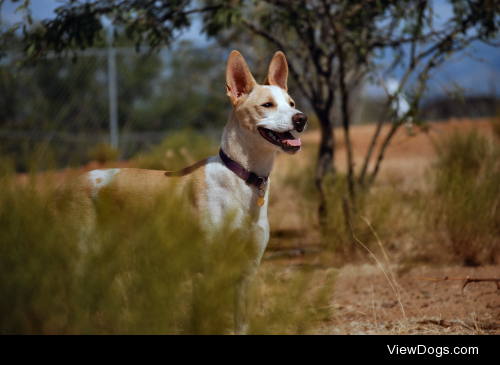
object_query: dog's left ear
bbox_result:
[264,52,288,91]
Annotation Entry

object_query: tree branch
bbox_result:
[321,0,354,201]
[241,19,314,102]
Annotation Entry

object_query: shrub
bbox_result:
[316,176,395,260]
[431,130,500,266]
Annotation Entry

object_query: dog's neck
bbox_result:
[220,111,277,178]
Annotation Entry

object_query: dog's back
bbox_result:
[51,164,209,243]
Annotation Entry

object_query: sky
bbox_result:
[1,0,61,23]
[1,0,500,97]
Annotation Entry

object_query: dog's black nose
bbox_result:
[292,113,307,133]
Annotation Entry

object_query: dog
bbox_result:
[54,51,307,334]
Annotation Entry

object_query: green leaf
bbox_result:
[26,42,35,57]
[14,5,26,14]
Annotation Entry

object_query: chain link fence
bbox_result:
[0,44,228,172]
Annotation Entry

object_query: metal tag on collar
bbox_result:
[256,177,266,190]
[257,188,266,207]
[257,178,267,207]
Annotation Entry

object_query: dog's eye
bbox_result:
[263,103,273,108]
[290,102,295,107]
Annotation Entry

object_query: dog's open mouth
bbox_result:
[258,128,302,153]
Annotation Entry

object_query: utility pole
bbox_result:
[108,47,119,149]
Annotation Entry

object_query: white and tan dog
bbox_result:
[55,51,307,334]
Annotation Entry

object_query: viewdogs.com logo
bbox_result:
[388,345,478,357]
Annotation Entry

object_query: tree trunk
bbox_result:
[315,109,335,223]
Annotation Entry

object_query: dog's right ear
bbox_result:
[226,51,256,104]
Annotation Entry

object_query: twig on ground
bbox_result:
[418,319,454,328]
[415,276,500,291]
[419,319,500,331]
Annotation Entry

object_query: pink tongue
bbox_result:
[277,132,301,147]
[282,136,302,147]
[285,139,302,147]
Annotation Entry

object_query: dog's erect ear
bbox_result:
[226,51,257,104]
[264,52,288,91]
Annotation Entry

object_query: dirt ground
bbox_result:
[333,264,500,334]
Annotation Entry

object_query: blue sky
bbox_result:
[1,0,61,23]
[2,0,500,96]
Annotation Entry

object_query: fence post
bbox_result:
[108,47,119,149]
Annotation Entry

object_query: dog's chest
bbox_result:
[203,155,270,241]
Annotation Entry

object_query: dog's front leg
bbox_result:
[234,271,255,335]
[191,272,205,335]
[234,229,268,335]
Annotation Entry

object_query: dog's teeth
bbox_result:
[265,130,281,143]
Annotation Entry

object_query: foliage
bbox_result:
[430,130,500,266]
[0,38,230,171]
[135,129,218,171]
[3,0,220,61]
[0,38,161,133]
[0,37,229,133]
[138,41,229,131]
[0,45,159,170]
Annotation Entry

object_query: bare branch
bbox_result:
[241,19,314,102]
[183,5,223,16]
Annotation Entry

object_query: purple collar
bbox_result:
[219,149,269,189]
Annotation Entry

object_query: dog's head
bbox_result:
[226,51,307,155]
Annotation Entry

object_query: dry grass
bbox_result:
[423,129,500,266]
